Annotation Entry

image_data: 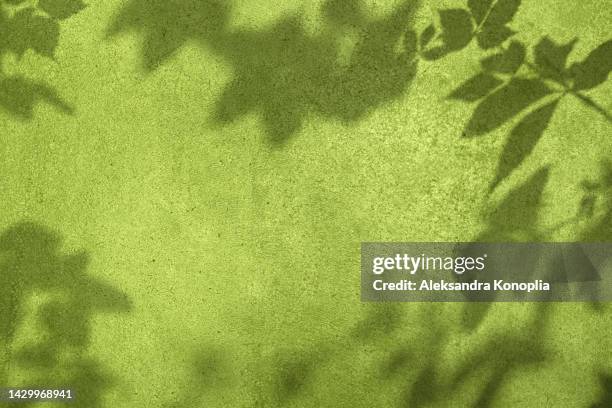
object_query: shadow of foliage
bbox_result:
[592,372,612,408]
[419,0,521,60]
[402,302,550,408]
[0,0,84,119]
[272,349,326,404]
[420,0,611,195]
[580,160,612,242]
[108,0,420,144]
[423,1,612,331]
[457,167,549,330]
[450,35,611,142]
[164,348,232,408]
[0,221,131,407]
[352,303,404,341]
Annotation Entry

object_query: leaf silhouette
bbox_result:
[405,29,418,54]
[483,0,521,28]
[477,24,515,49]
[448,72,503,101]
[420,45,447,61]
[490,99,559,190]
[463,77,551,137]
[481,40,525,73]
[4,8,60,58]
[534,36,576,83]
[476,0,521,49]
[481,166,550,239]
[0,76,73,118]
[109,0,420,143]
[581,161,612,242]
[39,0,87,20]
[571,39,612,91]
[439,8,473,51]
[468,0,493,24]
[419,24,435,49]
[107,0,231,71]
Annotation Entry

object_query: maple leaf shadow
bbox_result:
[0,222,131,407]
[0,1,81,119]
[107,0,420,145]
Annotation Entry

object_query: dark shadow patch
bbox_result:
[402,302,550,408]
[0,0,82,119]
[0,221,131,407]
[581,160,612,242]
[272,347,330,405]
[352,304,403,341]
[164,347,232,408]
[592,372,612,408]
[108,0,420,145]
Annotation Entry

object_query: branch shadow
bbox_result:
[108,0,420,145]
[419,1,611,195]
[0,221,131,407]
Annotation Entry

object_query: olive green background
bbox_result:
[0,0,610,407]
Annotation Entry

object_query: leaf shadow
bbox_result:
[446,31,611,191]
[458,167,550,331]
[420,0,521,60]
[0,1,82,119]
[108,0,420,145]
[592,372,612,408]
[0,221,131,407]
[581,160,612,242]
[389,303,552,408]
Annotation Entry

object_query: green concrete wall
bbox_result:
[0,1,610,407]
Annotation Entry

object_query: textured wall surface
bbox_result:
[0,0,610,407]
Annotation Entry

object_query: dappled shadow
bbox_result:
[0,0,83,119]
[419,0,612,191]
[419,0,612,331]
[459,168,549,331]
[163,343,330,407]
[580,160,612,242]
[453,167,550,328]
[420,0,521,60]
[272,348,330,405]
[401,302,550,408]
[449,36,611,192]
[341,303,553,408]
[108,0,420,144]
[0,221,131,407]
[352,303,404,341]
[417,0,611,194]
[164,347,232,408]
[592,372,612,408]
